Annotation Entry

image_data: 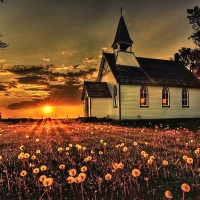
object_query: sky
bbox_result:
[0,0,199,119]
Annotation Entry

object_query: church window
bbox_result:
[182,88,189,107]
[113,86,118,108]
[162,87,169,107]
[140,86,148,107]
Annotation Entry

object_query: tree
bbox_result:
[187,6,200,48]
[0,33,8,50]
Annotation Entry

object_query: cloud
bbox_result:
[42,58,50,62]
[83,57,98,64]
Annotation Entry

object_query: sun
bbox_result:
[43,106,51,113]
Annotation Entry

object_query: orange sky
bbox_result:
[0,0,199,118]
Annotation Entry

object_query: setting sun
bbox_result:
[44,106,51,113]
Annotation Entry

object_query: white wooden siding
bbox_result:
[120,85,200,119]
[90,98,111,118]
[100,61,119,119]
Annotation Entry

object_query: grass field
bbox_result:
[0,120,200,200]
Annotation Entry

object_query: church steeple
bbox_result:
[111,7,133,51]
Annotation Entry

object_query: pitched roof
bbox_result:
[111,16,133,49]
[81,82,111,100]
[103,52,200,88]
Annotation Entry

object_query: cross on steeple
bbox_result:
[120,6,123,16]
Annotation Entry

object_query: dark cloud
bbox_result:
[17,75,50,85]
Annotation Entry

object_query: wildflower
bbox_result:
[29,163,34,167]
[163,160,168,166]
[181,183,190,192]
[150,155,155,160]
[84,158,88,162]
[36,150,41,154]
[69,144,73,147]
[86,156,92,161]
[133,142,138,146]
[20,170,27,177]
[112,163,119,170]
[74,176,82,183]
[118,162,124,169]
[90,150,95,154]
[186,157,193,164]
[147,159,153,164]
[144,153,148,158]
[78,173,86,182]
[66,152,69,156]
[194,149,199,154]
[141,151,146,155]
[58,147,63,152]
[103,142,107,146]
[40,165,47,171]
[105,173,112,180]
[165,190,173,199]
[20,145,25,151]
[81,166,87,172]
[66,176,75,184]
[99,151,103,155]
[120,143,124,147]
[100,140,103,143]
[18,153,24,160]
[185,143,188,147]
[33,168,40,174]
[31,155,36,160]
[39,175,47,182]
[59,164,66,170]
[43,178,53,187]
[26,135,29,139]
[35,138,39,142]
[82,147,86,151]
[0,156,2,160]
[145,142,148,145]
[69,169,77,177]
[183,155,188,161]
[66,147,70,151]
[123,147,128,152]
[132,169,141,177]
[24,153,30,159]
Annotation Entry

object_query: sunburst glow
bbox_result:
[43,106,51,113]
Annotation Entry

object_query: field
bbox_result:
[0,119,200,200]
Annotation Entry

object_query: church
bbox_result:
[81,12,200,120]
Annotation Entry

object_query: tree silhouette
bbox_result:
[187,6,200,48]
[0,33,8,50]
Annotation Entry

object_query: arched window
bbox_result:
[113,86,118,108]
[140,86,148,107]
[162,87,169,107]
[182,88,189,107]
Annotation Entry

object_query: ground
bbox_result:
[0,119,199,199]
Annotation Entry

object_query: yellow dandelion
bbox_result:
[40,165,47,171]
[58,147,63,152]
[133,142,138,146]
[26,135,29,139]
[18,153,24,160]
[144,153,148,158]
[186,157,193,164]
[103,142,107,146]
[194,149,199,154]
[24,153,30,159]
[33,168,40,174]
[35,138,39,142]
[181,183,190,192]
[66,152,69,156]
[59,164,65,170]
[74,176,82,183]
[0,156,2,160]
[66,176,75,184]
[118,162,124,169]
[81,166,87,172]
[82,147,86,151]
[165,190,173,199]
[100,139,103,143]
[120,143,124,147]
[31,155,36,160]
[39,175,47,182]
[36,150,41,154]
[90,150,95,154]
[145,142,148,145]
[43,178,53,187]
[132,169,141,177]
[123,147,128,152]
[86,156,92,161]
[163,160,168,166]
[183,155,188,161]
[105,173,112,180]
[69,144,73,147]
[66,147,70,151]
[147,159,153,164]
[99,151,103,155]
[141,151,146,155]
[29,163,34,167]
[112,163,119,170]
[78,173,86,182]
[69,169,77,177]
[150,155,155,160]
[20,145,25,151]
[20,170,27,177]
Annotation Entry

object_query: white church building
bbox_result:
[81,13,200,120]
